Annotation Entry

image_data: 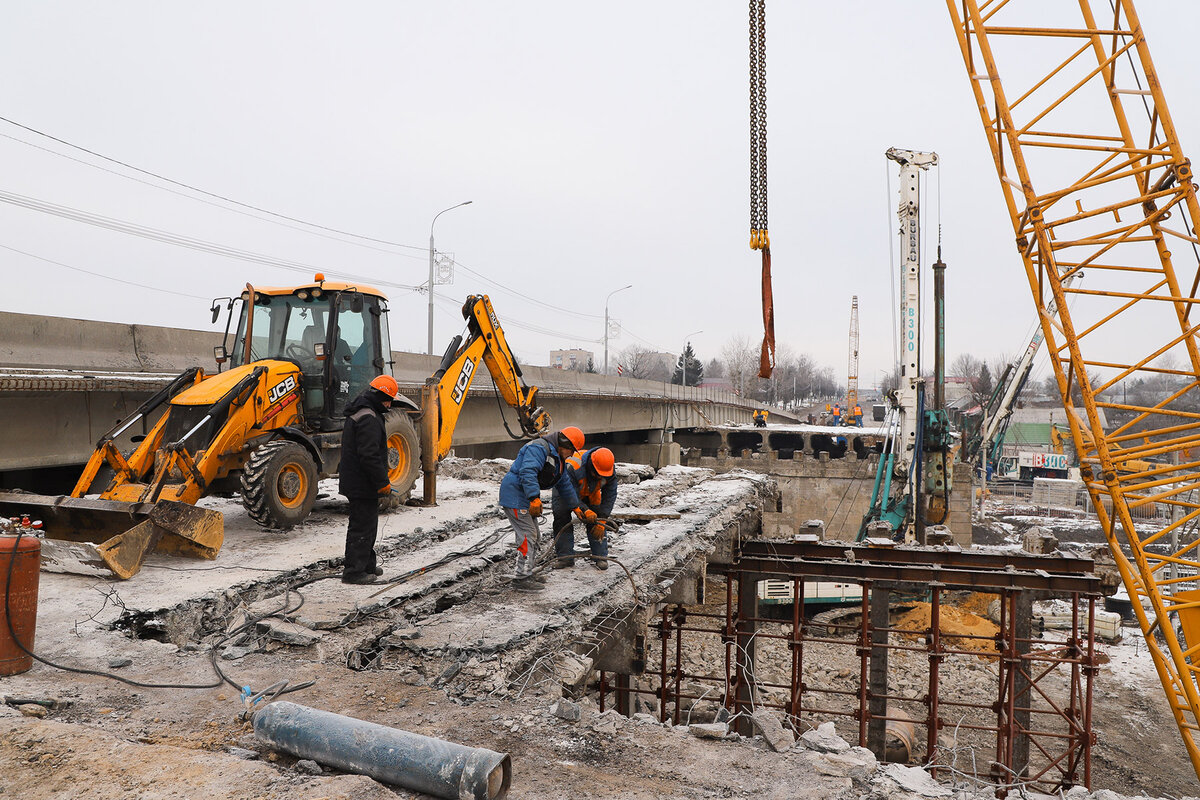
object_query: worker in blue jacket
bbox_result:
[499,427,585,591]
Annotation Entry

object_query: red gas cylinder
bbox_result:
[0,534,40,676]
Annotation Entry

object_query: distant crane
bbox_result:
[845,296,861,426]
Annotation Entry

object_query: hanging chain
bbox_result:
[749,0,768,250]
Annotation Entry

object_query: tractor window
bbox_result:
[328,297,369,417]
[379,301,392,370]
[230,295,325,367]
[231,303,275,366]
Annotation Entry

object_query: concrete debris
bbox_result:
[689,722,729,740]
[220,645,256,661]
[386,626,421,641]
[592,710,623,735]
[799,721,851,754]
[293,758,323,775]
[551,699,581,722]
[18,704,48,719]
[226,746,259,760]
[881,763,952,797]
[256,619,325,646]
[107,657,133,669]
[750,709,794,752]
[1022,526,1059,554]
[811,747,878,782]
[554,651,593,694]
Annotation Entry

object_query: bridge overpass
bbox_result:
[0,311,798,483]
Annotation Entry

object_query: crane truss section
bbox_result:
[948,0,1200,777]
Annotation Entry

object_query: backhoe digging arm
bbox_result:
[418,295,551,504]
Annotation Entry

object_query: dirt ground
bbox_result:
[970,502,1199,797]
[1,472,1197,799]
[0,466,864,800]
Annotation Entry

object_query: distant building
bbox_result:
[550,348,594,371]
[944,376,973,403]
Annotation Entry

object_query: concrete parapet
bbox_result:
[695,453,972,545]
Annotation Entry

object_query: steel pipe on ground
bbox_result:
[253,701,511,800]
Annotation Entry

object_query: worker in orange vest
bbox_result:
[552,446,618,570]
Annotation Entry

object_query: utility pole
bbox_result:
[427,201,472,354]
[604,284,632,374]
[682,330,703,386]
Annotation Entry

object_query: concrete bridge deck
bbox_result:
[0,311,798,475]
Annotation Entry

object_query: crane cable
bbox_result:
[749,0,775,378]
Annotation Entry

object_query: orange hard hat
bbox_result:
[590,447,615,477]
[558,426,585,452]
[370,374,399,399]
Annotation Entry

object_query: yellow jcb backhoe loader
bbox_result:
[0,277,549,578]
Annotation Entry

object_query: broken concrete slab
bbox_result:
[551,699,581,721]
[751,709,794,752]
[812,748,878,782]
[880,763,952,797]
[555,651,594,696]
[689,722,729,739]
[256,619,325,646]
[799,721,851,754]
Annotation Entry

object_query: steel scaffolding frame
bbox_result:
[599,544,1102,793]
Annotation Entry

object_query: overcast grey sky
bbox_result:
[3,2,1200,389]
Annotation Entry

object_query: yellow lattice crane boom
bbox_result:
[947,0,1200,778]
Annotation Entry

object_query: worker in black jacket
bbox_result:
[339,374,399,584]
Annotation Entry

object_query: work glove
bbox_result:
[590,519,607,540]
[528,497,543,517]
[377,484,392,496]
[575,507,597,524]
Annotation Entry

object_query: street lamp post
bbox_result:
[428,201,473,354]
[603,284,633,375]
[681,329,703,387]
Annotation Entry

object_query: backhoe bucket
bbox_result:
[0,491,224,580]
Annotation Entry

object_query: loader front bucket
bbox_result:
[0,491,224,580]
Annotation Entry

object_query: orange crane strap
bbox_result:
[758,247,775,379]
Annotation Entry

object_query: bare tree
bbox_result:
[720,335,759,396]
[616,345,672,381]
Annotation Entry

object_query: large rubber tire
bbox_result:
[241,440,319,529]
[381,410,420,509]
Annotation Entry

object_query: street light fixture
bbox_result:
[428,201,473,354]
[681,329,703,387]
[603,284,633,375]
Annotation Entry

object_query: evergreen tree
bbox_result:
[671,343,704,386]
[978,363,993,400]
[585,357,597,374]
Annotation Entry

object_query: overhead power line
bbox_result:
[0,130,429,265]
[0,115,622,327]
[0,115,428,254]
[0,187,424,293]
[0,243,210,300]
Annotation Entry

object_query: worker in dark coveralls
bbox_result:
[338,374,399,585]
[498,427,585,592]
[552,446,618,570]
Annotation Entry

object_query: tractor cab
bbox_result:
[219,276,392,430]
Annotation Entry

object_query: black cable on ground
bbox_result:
[366,524,514,599]
[2,529,333,696]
